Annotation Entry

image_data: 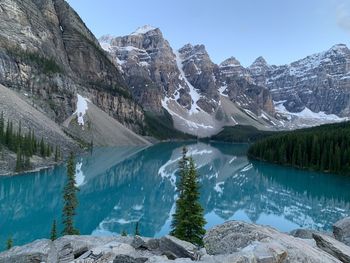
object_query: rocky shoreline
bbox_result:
[1,218,350,263]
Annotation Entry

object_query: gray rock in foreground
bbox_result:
[1,221,348,263]
[313,233,350,263]
[203,221,341,262]
[334,217,350,246]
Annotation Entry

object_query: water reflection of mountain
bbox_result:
[0,142,350,248]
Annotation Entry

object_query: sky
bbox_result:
[66,0,350,67]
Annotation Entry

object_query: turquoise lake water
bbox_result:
[1,142,350,248]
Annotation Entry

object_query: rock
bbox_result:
[131,236,148,249]
[54,235,115,261]
[333,217,350,246]
[113,254,147,263]
[145,238,160,250]
[204,221,341,262]
[159,235,197,260]
[313,233,350,263]
[290,228,330,239]
[0,239,57,263]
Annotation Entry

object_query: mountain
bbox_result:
[0,0,151,146]
[100,27,277,137]
[248,44,350,127]
[100,27,350,134]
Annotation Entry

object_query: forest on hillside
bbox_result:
[248,122,350,174]
[0,112,61,172]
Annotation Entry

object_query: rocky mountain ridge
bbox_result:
[100,26,279,137]
[248,44,350,117]
[100,27,349,136]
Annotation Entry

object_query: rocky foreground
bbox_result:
[2,219,350,263]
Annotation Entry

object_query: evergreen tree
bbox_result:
[55,146,59,162]
[50,220,58,241]
[62,153,80,235]
[6,236,13,250]
[171,148,206,246]
[121,230,127,236]
[40,137,45,157]
[0,111,4,142]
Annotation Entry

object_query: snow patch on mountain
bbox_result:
[131,25,157,35]
[274,101,348,122]
[74,94,90,126]
[174,50,202,114]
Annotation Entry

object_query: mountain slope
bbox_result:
[0,84,79,174]
[0,0,145,134]
[62,94,151,146]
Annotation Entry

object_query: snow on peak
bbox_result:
[220,57,242,68]
[74,94,90,127]
[330,44,348,51]
[131,25,157,35]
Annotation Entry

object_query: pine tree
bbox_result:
[50,220,58,241]
[121,230,127,236]
[55,146,59,162]
[134,221,141,236]
[171,148,206,246]
[171,147,189,240]
[62,153,80,235]
[0,111,4,143]
[6,236,13,250]
[40,137,45,157]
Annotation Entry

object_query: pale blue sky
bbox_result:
[66,0,350,66]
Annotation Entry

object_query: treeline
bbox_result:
[248,122,350,174]
[0,112,62,172]
[210,125,274,143]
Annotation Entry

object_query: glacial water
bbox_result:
[1,142,350,248]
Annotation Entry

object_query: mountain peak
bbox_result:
[328,44,349,54]
[252,56,268,65]
[131,25,158,35]
[220,57,242,67]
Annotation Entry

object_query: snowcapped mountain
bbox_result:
[247,44,350,124]
[99,26,277,137]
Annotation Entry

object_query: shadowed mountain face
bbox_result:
[1,143,350,248]
[0,0,144,133]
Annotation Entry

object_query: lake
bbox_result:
[1,142,350,248]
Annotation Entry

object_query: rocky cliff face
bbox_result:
[0,0,145,133]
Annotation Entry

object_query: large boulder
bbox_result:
[54,235,117,262]
[204,221,341,263]
[290,228,331,239]
[0,239,57,263]
[333,217,350,246]
[158,235,198,260]
[313,233,350,263]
